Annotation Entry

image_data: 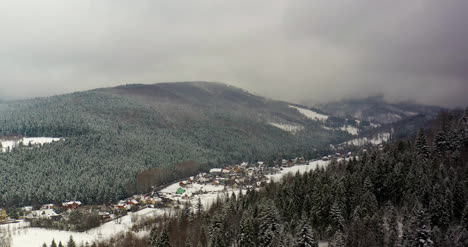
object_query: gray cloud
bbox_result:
[0,0,467,107]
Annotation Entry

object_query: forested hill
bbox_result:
[116,108,468,247]
[318,95,443,125]
[0,82,363,207]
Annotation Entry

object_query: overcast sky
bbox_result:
[0,0,467,107]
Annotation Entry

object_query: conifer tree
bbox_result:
[209,213,226,247]
[258,202,282,246]
[329,230,345,247]
[196,197,204,215]
[239,210,256,247]
[295,221,318,247]
[149,227,159,247]
[66,236,76,247]
[462,204,468,229]
[415,129,429,158]
[404,208,434,247]
[330,201,345,231]
[156,229,171,247]
[50,239,57,247]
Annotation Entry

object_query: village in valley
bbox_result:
[0,152,354,232]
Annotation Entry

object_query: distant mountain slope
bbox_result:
[0,82,358,206]
[318,95,443,124]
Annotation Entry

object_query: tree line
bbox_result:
[85,108,468,247]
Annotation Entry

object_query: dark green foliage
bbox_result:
[134,109,467,247]
[295,221,318,247]
[0,82,351,207]
[66,236,76,247]
[149,227,158,247]
[156,230,171,247]
[258,201,283,246]
[239,210,256,247]
[416,129,430,158]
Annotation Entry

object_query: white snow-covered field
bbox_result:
[269,122,304,133]
[344,132,391,146]
[339,125,359,135]
[289,105,328,121]
[266,160,330,182]
[1,208,169,247]
[0,137,62,152]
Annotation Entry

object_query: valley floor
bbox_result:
[1,159,331,247]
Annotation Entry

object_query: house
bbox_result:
[209,168,223,174]
[27,209,60,220]
[62,201,82,210]
[98,211,112,220]
[41,204,55,210]
[126,199,139,206]
[283,160,294,167]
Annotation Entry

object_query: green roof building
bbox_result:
[176,188,186,195]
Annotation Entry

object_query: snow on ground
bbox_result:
[323,125,358,135]
[319,241,329,247]
[289,105,328,121]
[266,160,330,182]
[4,159,334,247]
[3,208,169,247]
[161,181,246,209]
[344,132,391,146]
[269,122,304,133]
[339,125,359,135]
[0,137,62,152]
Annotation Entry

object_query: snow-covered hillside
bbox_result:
[289,105,328,121]
[269,122,304,133]
[343,132,391,146]
[266,160,329,182]
[339,125,359,135]
[0,137,62,152]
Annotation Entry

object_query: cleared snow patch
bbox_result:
[289,105,328,121]
[1,137,62,152]
[269,122,304,133]
[339,125,359,135]
[344,132,391,146]
[323,125,358,135]
[266,160,330,182]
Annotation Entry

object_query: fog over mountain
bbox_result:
[0,0,467,107]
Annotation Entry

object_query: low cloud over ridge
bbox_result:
[0,0,467,107]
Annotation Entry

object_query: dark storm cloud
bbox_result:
[0,0,467,107]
